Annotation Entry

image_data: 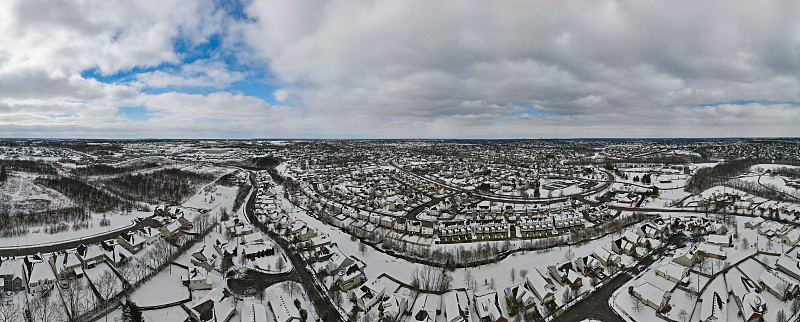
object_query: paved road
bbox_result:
[0,217,160,257]
[244,172,344,322]
[555,233,686,322]
[405,195,447,220]
[226,269,298,296]
[389,159,616,204]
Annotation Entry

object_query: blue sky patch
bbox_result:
[698,100,799,107]
[117,106,157,121]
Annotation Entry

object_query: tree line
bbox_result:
[0,159,57,175]
[686,159,758,193]
[35,176,133,212]
[71,162,159,177]
[100,168,214,204]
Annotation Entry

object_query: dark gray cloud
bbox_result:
[1,0,799,138]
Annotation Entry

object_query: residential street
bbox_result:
[0,217,160,257]
[244,172,344,322]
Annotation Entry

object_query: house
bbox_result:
[504,284,536,311]
[745,217,765,229]
[592,248,614,267]
[706,234,732,247]
[100,240,133,267]
[474,291,507,322]
[241,301,268,322]
[526,269,556,303]
[76,244,107,268]
[740,292,767,322]
[574,255,603,276]
[117,231,146,253]
[776,254,800,281]
[24,255,56,293]
[410,293,439,322]
[268,295,302,322]
[630,282,670,312]
[781,228,800,246]
[50,251,83,281]
[421,221,435,237]
[354,279,385,311]
[394,218,406,231]
[160,221,183,239]
[138,227,161,244]
[758,269,799,301]
[699,291,727,321]
[177,216,192,229]
[656,262,689,284]
[337,258,366,291]
[182,265,212,290]
[213,238,237,258]
[240,232,265,245]
[442,290,469,322]
[611,237,636,256]
[241,242,276,258]
[697,244,727,260]
[380,292,409,322]
[672,248,697,267]
[0,259,24,292]
[191,246,218,272]
[188,287,236,322]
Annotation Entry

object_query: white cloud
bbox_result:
[1,0,800,138]
[135,60,246,89]
[273,89,290,102]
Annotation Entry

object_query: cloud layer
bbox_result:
[1,0,799,138]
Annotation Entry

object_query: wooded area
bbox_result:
[71,162,160,177]
[100,168,214,204]
[685,159,757,193]
[35,176,132,212]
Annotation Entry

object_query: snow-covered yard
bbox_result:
[130,266,189,307]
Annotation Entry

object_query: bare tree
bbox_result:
[358,241,367,255]
[276,256,286,271]
[563,248,575,261]
[631,297,642,313]
[29,297,59,322]
[678,309,689,322]
[519,269,529,279]
[96,270,119,303]
[511,268,516,283]
[63,279,93,316]
[464,270,476,290]
[0,302,22,322]
[777,309,787,322]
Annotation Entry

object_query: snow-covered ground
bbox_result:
[0,212,140,247]
[85,262,124,301]
[130,265,190,307]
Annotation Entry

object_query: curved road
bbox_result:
[389,159,616,204]
[243,172,344,322]
[226,269,298,296]
[0,217,160,257]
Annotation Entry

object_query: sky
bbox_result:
[0,0,799,139]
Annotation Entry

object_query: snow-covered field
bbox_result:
[130,265,190,307]
[85,262,124,301]
[0,211,141,247]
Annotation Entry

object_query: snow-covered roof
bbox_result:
[28,260,55,282]
[657,262,688,282]
[241,301,268,322]
[741,292,766,321]
[776,254,800,279]
[474,291,503,321]
[632,282,667,306]
[268,294,301,322]
[443,291,464,322]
